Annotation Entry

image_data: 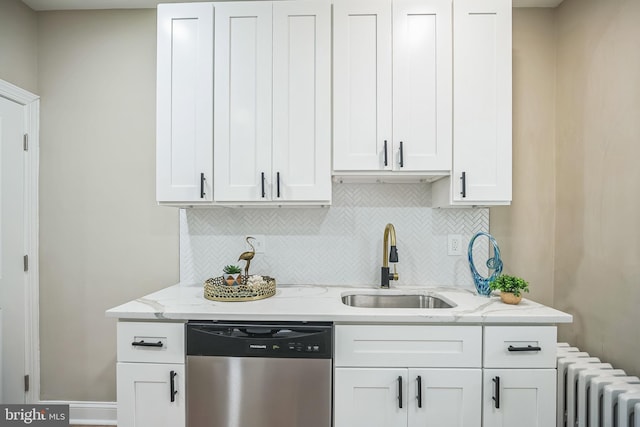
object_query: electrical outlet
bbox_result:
[245,235,265,254]
[447,234,462,256]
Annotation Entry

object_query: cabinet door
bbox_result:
[335,368,407,427]
[452,0,511,203]
[408,369,481,427]
[482,369,555,427]
[272,1,331,201]
[333,0,392,171]
[214,2,272,201]
[393,0,451,172]
[117,363,185,427]
[156,3,213,202]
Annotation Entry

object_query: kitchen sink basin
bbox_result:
[341,293,453,309]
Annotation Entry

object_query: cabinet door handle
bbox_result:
[416,375,423,408]
[384,140,388,167]
[170,370,177,402]
[508,345,542,352]
[492,376,500,409]
[399,141,404,168]
[460,172,467,198]
[398,376,403,409]
[131,340,163,348]
[200,173,205,199]
[261,172,266,198]
[276,172,281,198]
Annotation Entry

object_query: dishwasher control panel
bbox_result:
[187,321,333,359]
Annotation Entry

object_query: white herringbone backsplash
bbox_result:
[180,183,489,289]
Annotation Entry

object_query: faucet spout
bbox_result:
[381,223,399,288]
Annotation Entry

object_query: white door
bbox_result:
[214,2,273,202]
[272,1,331,202]
[452,0,512,203]
[334,368,407,427]
[482,369,556,427]
[156,3,213,203]
[117,363,185,427]
[408,369,481,427]
[333,0,392,171]
[0,95,26,403]
[392,0,451,172]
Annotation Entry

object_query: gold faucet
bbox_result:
[381,223,399,288]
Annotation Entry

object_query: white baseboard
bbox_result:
[39,400,117,425]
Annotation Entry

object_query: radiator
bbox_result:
[557,343,640,427]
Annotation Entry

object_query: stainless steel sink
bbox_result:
[341,293,453,309]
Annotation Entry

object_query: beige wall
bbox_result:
[490,8,557,306]
[553,0,640,375]
[38,10,179,401]
[0,0,38,93]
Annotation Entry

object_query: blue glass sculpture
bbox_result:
[468,232,503,297]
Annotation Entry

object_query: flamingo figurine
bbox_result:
[238,236,256,278]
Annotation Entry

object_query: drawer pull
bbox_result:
[170,370,177,402]
[492,376,500,409]
[398,376,403,409]
[132,340,164,348]
[508,345,542,352]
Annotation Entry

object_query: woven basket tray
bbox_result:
[204,275,276,302]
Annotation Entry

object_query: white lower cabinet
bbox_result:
[482,326,557,427]
[116,321,186,427]
[113,321,559,427]
[334,368,481,427]
[335,368,407,427]
[117,363,185,427]
[482,369,555,427]
[334,324,558,427]
[334,325,482,427]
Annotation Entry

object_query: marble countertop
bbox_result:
[106,283,572,324]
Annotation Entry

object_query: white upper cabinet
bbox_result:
[156,3,213,203]
[393,0,452,172]
[333,0,451,175]
[155,0,511,205]
[213,2,273,202]
[272,1,332,202]
[434,0,512,206]
[333,0,392,172]
[214,1,331,203]
[453,0,512,204]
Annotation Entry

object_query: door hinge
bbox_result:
[23,134,28,151]
[24,375,30,392]
[24,255,29,272]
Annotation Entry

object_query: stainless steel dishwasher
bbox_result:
[186,321,333,427]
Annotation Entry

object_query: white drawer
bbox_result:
[335,325,482,368]
[117,321,185,364]
[483,326,557,368]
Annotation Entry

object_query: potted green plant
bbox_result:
[223,264,243,286]
[489,274,529,304]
